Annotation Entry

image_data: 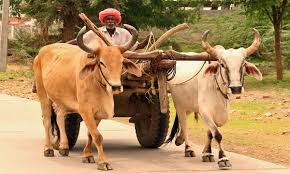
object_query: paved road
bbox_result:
[0,93,289,174]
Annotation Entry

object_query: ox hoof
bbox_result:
[218,158,232,170]
[59,148,69,156]
[97,162,113,171]
[82,156,95,163]
[202,154,215,162]
[185,150,196,157]
[175,136,184,146]
[44,149,54,157]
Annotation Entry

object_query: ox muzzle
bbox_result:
[230,86,242,94]
[112,85,123,94]
[108,83,123,94]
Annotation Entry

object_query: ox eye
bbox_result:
[100,62,106,68]
[220,63,225,68]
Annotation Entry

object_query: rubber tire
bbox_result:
[134,95,169,148]
[51,113,81,150]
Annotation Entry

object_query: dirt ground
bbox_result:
[0,78,37,100]
[0,65,289,167]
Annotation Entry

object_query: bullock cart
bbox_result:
[52,14,217,150]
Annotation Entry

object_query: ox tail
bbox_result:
[165,112,180,144]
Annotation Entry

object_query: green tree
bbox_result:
[242,0,289,80]
[119,0,200,28]
[9,0,200,43]
[20,0,92,43]
[6,0,22,16]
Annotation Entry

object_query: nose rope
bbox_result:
[217,63,245,99]
[240,64,245,87]
[98,64,113,87]
[215,66,229,99]
[219,65,230,85]
[215,75,229,99]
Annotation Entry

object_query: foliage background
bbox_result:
[5,0,290,71]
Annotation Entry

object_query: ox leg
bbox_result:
[202,130,215,162]
[178,112,196,157]
[82,131,95,163]
[56,110,69,156]
[215,130,232,169]
[174,112,185,146]
[175,129,185,146]
[40,99,54,157]
[200,112,231,169]
[34,62,54,157]
[81,115,112,170]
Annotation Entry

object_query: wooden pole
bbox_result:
[157,70,168,114]
[0,0,9,71]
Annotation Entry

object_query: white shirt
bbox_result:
[83,26,137,50]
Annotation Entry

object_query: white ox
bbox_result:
[33,25,147,170]
[166,29,262,169]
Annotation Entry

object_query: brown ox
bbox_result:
[34,25,142,170]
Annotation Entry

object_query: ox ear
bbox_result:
[79,59,98,80]
[204,62,219,75]
[123,58,142,77]
[244,61,263,80]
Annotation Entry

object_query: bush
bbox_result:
[161,39,182,52]
[8,28,44,64]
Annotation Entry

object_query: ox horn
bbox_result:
[244,28,261,57]
[201,30,218,59]
[76,26,96,54]
[119,24,138,53]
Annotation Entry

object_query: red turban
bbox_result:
[99,8,121,24]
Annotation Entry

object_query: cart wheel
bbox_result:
[134,95,169,148]
[51,112,81,150]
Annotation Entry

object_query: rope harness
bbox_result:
[168,54,211,85]
[98,63,113,87]
[214,61,246,100]
[214,73,229,99]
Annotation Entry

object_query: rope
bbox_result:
[168,61,207,85]
[214,73,229,99]
[144,32,156,52]
[98,64,113,87]
[167,54,212,85]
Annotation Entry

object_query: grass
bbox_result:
[0,69,34,81]
[244,70,290,90]
[230,100,269,115]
